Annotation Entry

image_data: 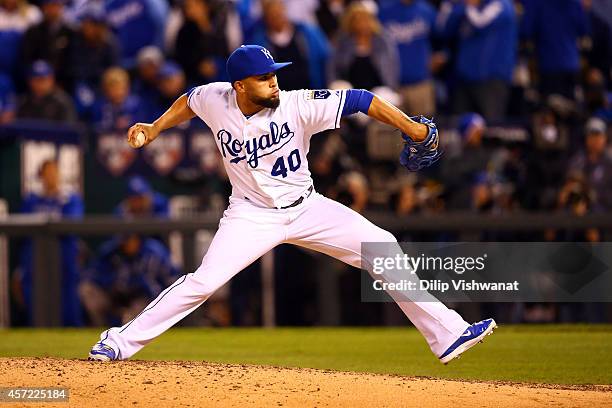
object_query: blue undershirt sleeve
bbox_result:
[341,89,374,117]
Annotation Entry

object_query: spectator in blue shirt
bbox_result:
[593,92,612,123]
[18,158,84,326]
[248,0,330,90]
[91,66,145,132]
[17,60,77,122]
[438,0,517,120]
[79,234,180,326]
[115,175,169,218]
[80,175,173,326]
[105,0,168,69]
[0,72,15,124]
[379,0,438,115]
[568,117,612,211]
[132,46,164,120]
[583,66,611,120]
[521,0,588,100]
[146,61,186,120]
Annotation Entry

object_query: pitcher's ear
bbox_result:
[234,80,246,93]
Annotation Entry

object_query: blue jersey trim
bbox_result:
[341,89,374,117]
[186,87,198,109]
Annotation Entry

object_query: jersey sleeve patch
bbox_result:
[304,90,332,100]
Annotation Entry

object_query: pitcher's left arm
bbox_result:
[341,89,442,171]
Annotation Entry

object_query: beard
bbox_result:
[250,93,280,109]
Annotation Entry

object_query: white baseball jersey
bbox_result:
[187,82,346,208]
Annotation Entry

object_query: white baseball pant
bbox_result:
[99,192,469,359]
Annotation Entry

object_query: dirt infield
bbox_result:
[1,358,611,407]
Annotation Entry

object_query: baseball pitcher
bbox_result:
[89,45,495,364]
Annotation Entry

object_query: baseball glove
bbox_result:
[399,116,442,171]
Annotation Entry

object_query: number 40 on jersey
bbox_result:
[271,148,301,178]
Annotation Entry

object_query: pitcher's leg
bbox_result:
[288,194,469,357]
[99,207,284,359]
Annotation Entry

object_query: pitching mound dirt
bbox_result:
[1,358,610,407]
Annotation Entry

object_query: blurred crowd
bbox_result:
[12,161,180,327]
[0,0,609,215]
[3,0,612,326]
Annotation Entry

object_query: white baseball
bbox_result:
[134,131,146,147]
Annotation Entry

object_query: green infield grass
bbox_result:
[0,325,610,385]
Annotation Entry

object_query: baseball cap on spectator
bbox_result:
[158,62,183,80]
[137,46,164,67]
[127,176,152,196]
[585,117,607,135]
[458,113,486,139]
[28,61,54,78]
[226,45,291,83]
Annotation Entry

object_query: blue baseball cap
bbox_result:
[226,45,291,83]
[28,60,54,78]
[458,113,485,139]
[127,176,152,196]
[158,61,183,80]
